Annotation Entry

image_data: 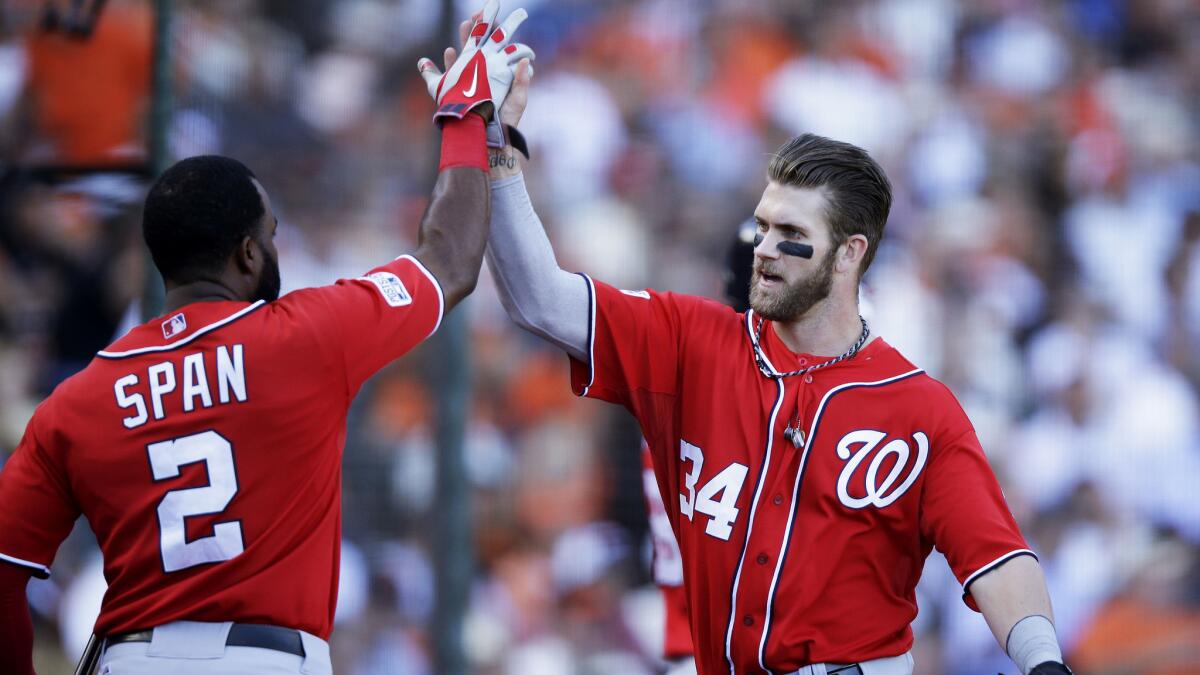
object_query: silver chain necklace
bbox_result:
[749,315,870,449]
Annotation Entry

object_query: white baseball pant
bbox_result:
[96,620,332,675]
[791,651,914,675]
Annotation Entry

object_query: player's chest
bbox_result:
[673,368,932,542]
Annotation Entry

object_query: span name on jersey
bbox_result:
[114,344,248,429]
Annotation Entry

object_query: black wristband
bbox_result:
[507,125,530,160]
[1029,662,1072,675]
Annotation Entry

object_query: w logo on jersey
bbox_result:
[834,430,928,509]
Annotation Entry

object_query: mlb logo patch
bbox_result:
[162,313,187,339]
[360,272,412,307]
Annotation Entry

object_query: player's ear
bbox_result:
[235,235,258,274]
[837,234,869,274]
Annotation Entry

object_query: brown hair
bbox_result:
[767,134,892,275]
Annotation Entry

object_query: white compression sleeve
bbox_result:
[487,174,591,362]
[1006,615,1064,675]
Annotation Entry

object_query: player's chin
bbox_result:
[749,286,788,321]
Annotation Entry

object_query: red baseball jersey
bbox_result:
[642,442,694,660]
[0,255,443,640]
[571,278,1032,674]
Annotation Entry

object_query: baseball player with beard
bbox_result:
[0,5,531,673]
[445,24,1073,673]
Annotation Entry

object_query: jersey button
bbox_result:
[773,494,783,505]
[798,357,808,366]
[757,553,769,565]
[743,615,754,626]
[804,374,814,384]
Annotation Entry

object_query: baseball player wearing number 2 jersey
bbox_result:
[0,6,532,673]
[478,52,1073,674]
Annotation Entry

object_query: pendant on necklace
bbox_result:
[783,426,805,449]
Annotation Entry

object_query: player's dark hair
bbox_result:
[767,134,892,275]
[143,155,265,284]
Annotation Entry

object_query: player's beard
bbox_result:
[254,245,281,303]
[749,247,836,322]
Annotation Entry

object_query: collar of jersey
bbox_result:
[97,300,266,359]
[745,309,886,377]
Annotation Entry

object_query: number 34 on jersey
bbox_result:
[677,430,931,542]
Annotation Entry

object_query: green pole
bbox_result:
[141,0,171,320]
[430,0,472,671]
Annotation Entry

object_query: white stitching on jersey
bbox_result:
[97,301,267,358]
[756,368,926,669]
[0,551,51,578]
[745,309,781,376]
[725,376,785,675]
[577,273,597,397]
[397,254,445,337]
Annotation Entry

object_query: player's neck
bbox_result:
[162,280,247,314]
[770,298,867,357]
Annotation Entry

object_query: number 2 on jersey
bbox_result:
[679,440,749,540]
[147,430,244,572]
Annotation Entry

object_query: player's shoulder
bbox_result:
[867,339,973,426]
[19,364,95,442]
[98,300,268,359]
[592,277,743,325]
[271,255,436,313]
[862,339,958,398]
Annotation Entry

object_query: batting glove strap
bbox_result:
[487,124,530,159]
[1029,662,1072,675]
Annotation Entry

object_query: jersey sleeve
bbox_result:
[918,403,1034,611]
[283,254,444,394]
[568,276,707,410]
[0,407,80,578]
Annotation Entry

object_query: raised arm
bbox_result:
[485,60,591,362]
[412,137,491,312]
[414,1,535,311]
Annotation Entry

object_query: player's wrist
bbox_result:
[489,147,521,179]
[470,102,494,122]
[1007,615,1065,675]
[439,114,488,172]
[1029,662,1071,675]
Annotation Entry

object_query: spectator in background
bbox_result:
[18,0,151,169]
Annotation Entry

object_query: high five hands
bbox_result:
[418,0,535,150]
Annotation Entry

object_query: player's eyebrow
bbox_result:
[754,215,809,238]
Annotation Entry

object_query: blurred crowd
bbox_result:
[2,0,1199,673]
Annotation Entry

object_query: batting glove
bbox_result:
[418,0,535,127]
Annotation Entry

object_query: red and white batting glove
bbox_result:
[418,0,535,127]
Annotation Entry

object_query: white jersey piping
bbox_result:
[97,301,266,359]
[0,551,51,579]
[756,367,925,669]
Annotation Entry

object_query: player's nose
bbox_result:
[754,231,781,260]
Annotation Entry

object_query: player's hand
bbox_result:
[498,57,532,129]
[447,4,533,149]
[487,57,531,178]
[417,0,534,125]
[1028,662,1072,675]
